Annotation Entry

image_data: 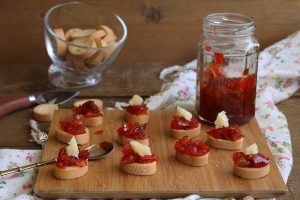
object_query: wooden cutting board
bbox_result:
[34,109,287,198]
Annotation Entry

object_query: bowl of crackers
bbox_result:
[44,1,127,88]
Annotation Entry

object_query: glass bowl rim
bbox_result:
[44,1,127,50]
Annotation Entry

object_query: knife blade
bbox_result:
[0,91,79,118]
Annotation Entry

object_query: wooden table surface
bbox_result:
[0,62,299,199]
[0,0,300,199]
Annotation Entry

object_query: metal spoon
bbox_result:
[0,142,115,176]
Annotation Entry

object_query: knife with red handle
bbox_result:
[0,91,79,118]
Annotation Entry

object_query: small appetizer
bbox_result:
[73,99,103,109]
[117,123,149,145]
[33,103,58,122]
[125,95,149,124]
[55,116,89,145]
[54,137,90,179]
[120,141,159,176]
[233,143,271,179]
[175,136,209,166]
[206,111,244,150]
[72,100,104,126]
[170,106,201,139]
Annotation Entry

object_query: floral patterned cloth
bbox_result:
[0,149,41,200]
[1,31,300,199]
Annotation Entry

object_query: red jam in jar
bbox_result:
[72,100,102,118]
[126,104,148,115]
[207,125,244,141]
[232,152,270,168]
[171,116,199,130]
[60,117,87,135]
[121,144,159,164]
[198,62,256,124]
[197,13,259,125]
[117,123,149,140]
[175,136,209,157]
[55,147,89,168]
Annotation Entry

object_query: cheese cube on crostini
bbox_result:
[176,106,192,121]
[214,111,229,129]
[245,143,258,155]
[130,141,152,157]
[128,95,144,106]
[66,137,79,158]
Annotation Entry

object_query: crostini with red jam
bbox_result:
[206,111,244,150]
[233,144,271,179]
[175,136,209,166]
[170,106,201,139]
[117,123,149,146]
[53,137,90,179]
[55,116,89,145]
[72,100,104,127]
[120,141,159,176]
[125,95,149,124]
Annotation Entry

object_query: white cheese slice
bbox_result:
[66,137,79,158]
[214,111,229,129]
[245,143,258,155]
[128,95,144,106]
[130,141,152,157]
[176,106,192,121]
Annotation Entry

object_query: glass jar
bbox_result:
[196,13,259,124]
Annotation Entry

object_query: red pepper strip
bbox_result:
[210,64,221,78]
[243,68,249,77]
[214,52,226,65]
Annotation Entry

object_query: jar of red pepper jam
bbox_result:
[196,13,259,125]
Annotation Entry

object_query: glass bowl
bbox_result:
[44,1,127,88]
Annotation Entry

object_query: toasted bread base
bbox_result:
[55,126,89,145]
[206,135,243,150]
[124,111,149,124]
[171,124,201,139]
[73,99,103,109]
[53,164,88,180]
[176,152,209,167]
[120,162,157,176]
[33,104,59,122]
[234,164,270,179]
[79,115,103,127]
[117,135,149,146]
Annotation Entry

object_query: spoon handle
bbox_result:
[0,158,56,176]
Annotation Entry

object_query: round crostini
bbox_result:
[232,144,271,179]
[206,111,244,150]
[55,117,89,145]
[120,141,159,176]
[33,103,58,122]
[175,136,209,167]
[117,123,150,146]
[170,106,201,139]
[72,100,104,127]
[54,137,90,180]
[125,95,149,124]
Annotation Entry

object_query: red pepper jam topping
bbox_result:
[126,104,148,115]
[171,116,199,130]
[198,52,256,125]
[175,136,209,157]
[55,147,89,169]
[60,117,87,135]
[207,125,244,141]
[233,152,271,168]
[117,123,149,140]
[72,100,102,118]
[121,144,159,164]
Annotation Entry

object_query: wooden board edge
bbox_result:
[34,189,289,199]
